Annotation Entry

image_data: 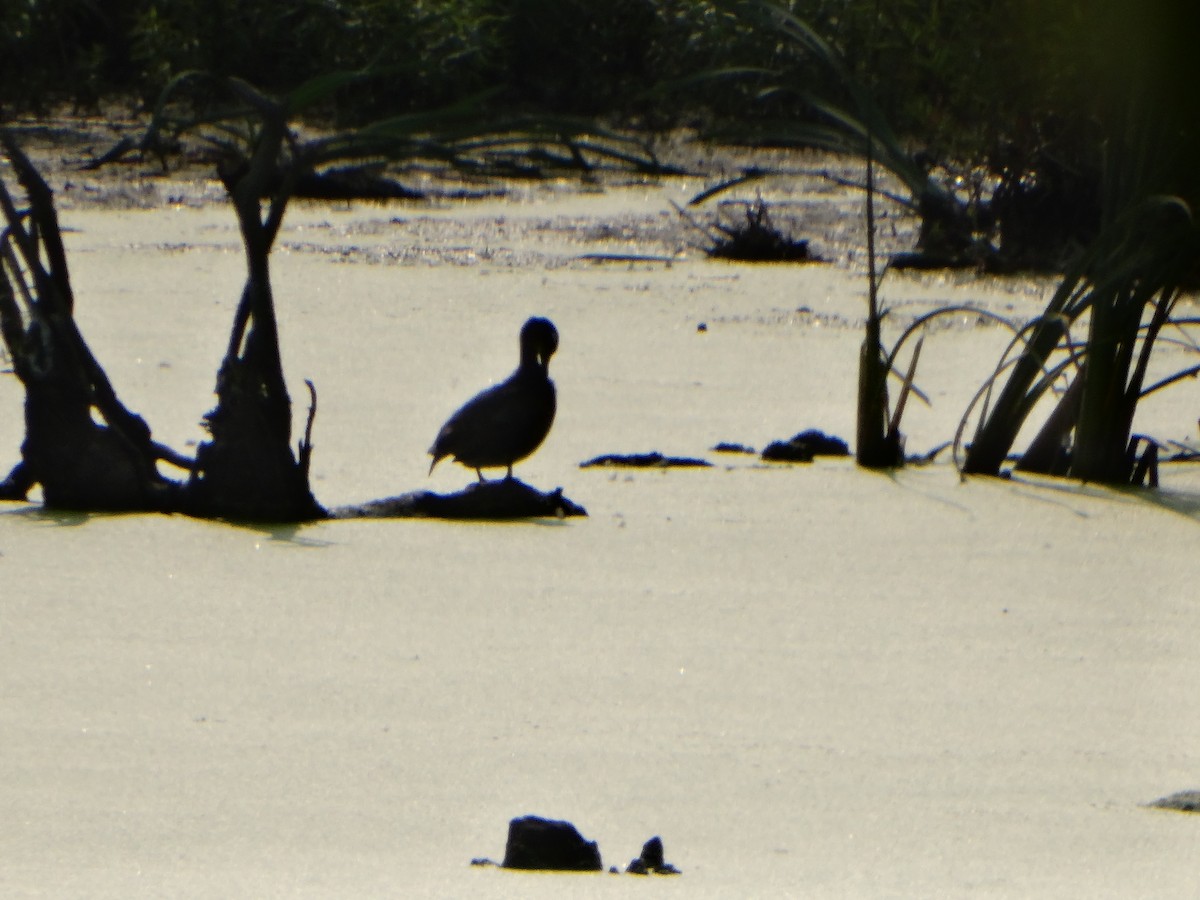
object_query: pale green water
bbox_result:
[2,186,1199,898]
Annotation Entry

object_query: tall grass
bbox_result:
[696,1,935,467]
[957,2,1200,484]
[960,193,1198,483]
[855,146,903,468]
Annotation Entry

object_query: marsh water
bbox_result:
[2,151,1199,897]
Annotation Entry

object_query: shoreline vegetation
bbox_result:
[5,1,1197,280]
[4,1,1197,198]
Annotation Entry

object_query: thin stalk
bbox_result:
[855,139,897,468]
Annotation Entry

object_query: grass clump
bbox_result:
[676,194,815,263]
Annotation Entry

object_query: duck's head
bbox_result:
[520,316,559,368]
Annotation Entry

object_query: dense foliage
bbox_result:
[0,1,1184,159]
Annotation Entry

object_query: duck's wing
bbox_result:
[429,374,555,469]
[428,379,516,462]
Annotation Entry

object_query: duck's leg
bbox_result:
[475,469,486,482]
[505,465,514,481]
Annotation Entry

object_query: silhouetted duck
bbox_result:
[428,317,558,481]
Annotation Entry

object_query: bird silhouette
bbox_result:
[428,317,558,481]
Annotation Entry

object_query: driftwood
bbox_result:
[0,131,185,511]
[182,85,322,522]
[0,117,322,520]
[330,479,586,520]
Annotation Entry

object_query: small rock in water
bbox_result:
[761,428,850,462]
[501,815,603,871]
[626,835,681,875]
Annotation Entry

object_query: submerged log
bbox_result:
[330,478,586,520]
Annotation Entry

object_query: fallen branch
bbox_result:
[329,479,586,520]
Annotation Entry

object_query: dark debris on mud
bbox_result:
[761,429,851,463]
[580,451,712,469]
[1146,790,1200,813]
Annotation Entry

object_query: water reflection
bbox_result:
[2,505,97,527]
[194,516,336,548]
[0,504,337,546]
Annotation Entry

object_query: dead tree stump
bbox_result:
[0,131,183,511]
